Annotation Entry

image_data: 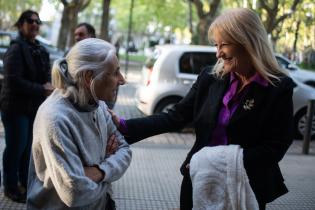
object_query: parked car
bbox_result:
[275,53,315,88]
[136,45,315,139]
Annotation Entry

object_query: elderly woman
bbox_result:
[112,8,294,210]
[27,38,132,209]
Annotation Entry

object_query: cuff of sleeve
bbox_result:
[98,163,112,183]
[119,118,128,134]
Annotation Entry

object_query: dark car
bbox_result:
[0,31,64,89]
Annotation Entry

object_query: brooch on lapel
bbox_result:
[243,99,254,110]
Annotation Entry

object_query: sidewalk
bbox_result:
[1,68,315,209]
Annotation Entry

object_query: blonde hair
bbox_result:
[51,38,116,107]
[208,8,286,84]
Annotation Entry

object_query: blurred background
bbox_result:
[0,0,314,70]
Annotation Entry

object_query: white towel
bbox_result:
[189,145,259,210]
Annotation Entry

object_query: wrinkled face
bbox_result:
[213,30,252,74]
[20,14,41,41]
[74,26,91,42]
[93,55,125,102]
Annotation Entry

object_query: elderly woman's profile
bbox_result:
[27,38,131,209]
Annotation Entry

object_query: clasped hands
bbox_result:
[84,134,119,182]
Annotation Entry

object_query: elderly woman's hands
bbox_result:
[106,134,119,156]
[84,135,119,182]
[84,166,105,183]
[84,134,119,182]
[43,82,54,96]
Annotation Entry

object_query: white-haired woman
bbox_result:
[27,38,131,210]
[111,8,294,210]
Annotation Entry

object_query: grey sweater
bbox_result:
[27,90,132,209]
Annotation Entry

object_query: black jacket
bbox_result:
[126,67,294,203]
[0,34,51,116]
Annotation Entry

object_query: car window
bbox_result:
[276,56,289,69]
[275,56,299,71]
[179,52,217,75]
[0,34,11,48]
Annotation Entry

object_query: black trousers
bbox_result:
[180,175,193,210]
[179,175,266,210]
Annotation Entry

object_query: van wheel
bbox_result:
[154,97,181,114]
[294,107,315,140]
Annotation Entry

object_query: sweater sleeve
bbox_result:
[37,117,109,207]
[97,104,132,183]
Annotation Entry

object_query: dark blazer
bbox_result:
[126,67,294,203]
[0,35,50,116]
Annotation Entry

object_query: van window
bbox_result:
[179,52,217,75]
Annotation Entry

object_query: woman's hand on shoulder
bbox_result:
[107,109,120,127]
[106,134,119,156]
[43,82,54,96]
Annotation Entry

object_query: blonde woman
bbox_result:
[111,8,294,210]
[27,38,131,209]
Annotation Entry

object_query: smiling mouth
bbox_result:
[223,58,233,63]
[223,57,232,60]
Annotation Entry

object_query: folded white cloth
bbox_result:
[189,145,259,210]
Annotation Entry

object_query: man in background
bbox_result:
[74,22,96,42]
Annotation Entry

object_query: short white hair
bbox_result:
[52,38,116,107]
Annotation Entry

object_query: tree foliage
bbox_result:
[81,0,313,53]
[256,0,303,48]
[112,0,190,35]
[0,0,42,30]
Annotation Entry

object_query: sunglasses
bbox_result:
[25,18,42,25]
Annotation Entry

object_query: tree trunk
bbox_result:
[67,5,81,47]
[188,0,193,34]
[258,0,303,49]
[292,20,301,53]
[57,6,71,50]
[197,18,210,45]
[192,0,221,45]
[100,0,111,41]
[57,0,91,50]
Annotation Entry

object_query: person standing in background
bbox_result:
[0,10,53,203]
[74,22,96,43]
[64,22,96,57]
